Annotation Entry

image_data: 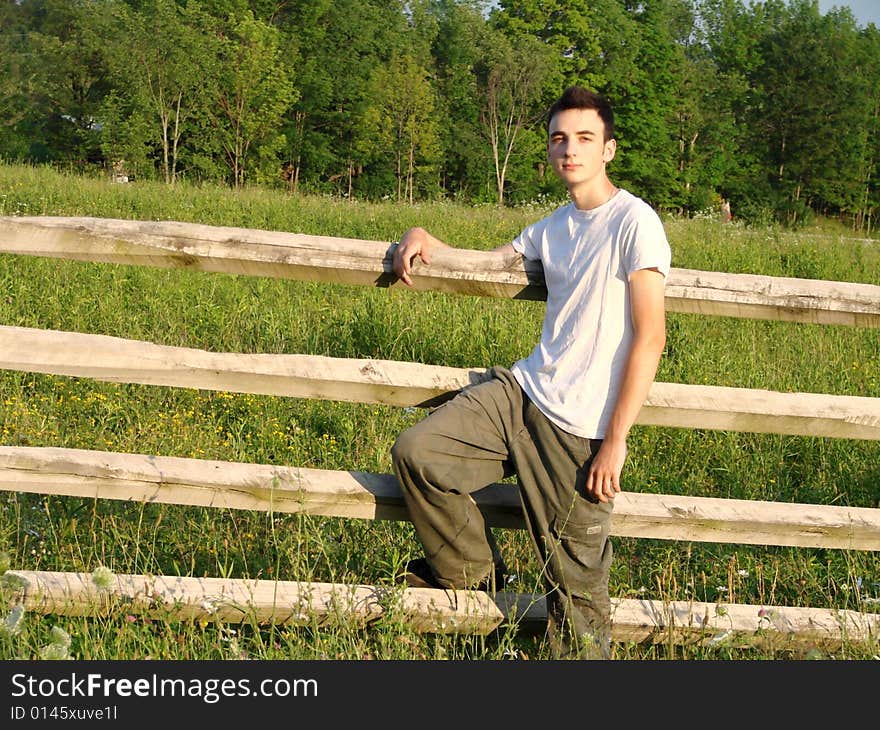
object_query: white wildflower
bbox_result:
[91,565,115,591]
[0,572,28,591]
[707,630,731,645]
[1,605,24,637]
[37,626,72,660]
[48,625,71,648]
[39,642,70,660]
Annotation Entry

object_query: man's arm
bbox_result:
[585,267,667,503]
[392,226,515,287]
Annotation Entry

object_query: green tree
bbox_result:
[475,29,554,205]
[428,0,493,200]
[102,0,217,183]
[492,0,598,89]
[749,0,865,224]
[358,54,441,203]
[0,1,37,159]
[276,0,333,193]
[584,0,680,208]
[22,0,114,167]
[204,10,296,188]
[852,26,880,232]
[696,0,771,220]
[662,0,740,212]
[277,0,408,196]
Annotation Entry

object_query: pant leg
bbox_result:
[390,369,521,588]
[392,366,614,658]
[509,395,614,660]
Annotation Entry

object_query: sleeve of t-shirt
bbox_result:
[511,218,544,261]
[624,207,672,279]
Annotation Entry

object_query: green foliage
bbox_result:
[274,0,411,197]
[428,0,495,201]
[492,0,600,90]
[605,1,682,208]
[101,0,219,184]
[0,5,37,160]
[473,28,555,204]
[357,54,442,202]
[744,1,862,225]
[17,0,114,168]
[203,10,297,188]
[4,1,880,220]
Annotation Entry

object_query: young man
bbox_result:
[390,86,671,659]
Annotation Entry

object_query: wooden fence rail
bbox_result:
[2,326,879,440]
[2,216,880,326]
[1,215,879,650]
[2,446,879,551]
[7,569,880,649]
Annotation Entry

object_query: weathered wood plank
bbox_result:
[2,216,878,326]
[7,570,879,648]
[2,446,879,551]
[0,325,483,409]
[5,570,517,636]
[664,268,880,327]
[2,326,880,439]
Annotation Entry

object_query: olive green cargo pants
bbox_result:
[391,367,613,659]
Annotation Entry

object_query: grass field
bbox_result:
[0,163,878,660]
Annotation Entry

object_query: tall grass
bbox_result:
[0,163,878,660]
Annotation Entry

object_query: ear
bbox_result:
[603,138,617,163]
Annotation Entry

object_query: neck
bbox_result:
[570,177,618,211]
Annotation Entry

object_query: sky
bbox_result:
[816,0,880,27]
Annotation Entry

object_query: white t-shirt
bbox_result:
[510,189,671,438]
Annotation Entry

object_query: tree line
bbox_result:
[2,0,879,229]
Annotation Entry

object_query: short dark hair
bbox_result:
[546,86,615,142]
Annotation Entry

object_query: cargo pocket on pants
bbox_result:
[548,502,612,599]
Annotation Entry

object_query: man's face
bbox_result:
[547,108,617,189]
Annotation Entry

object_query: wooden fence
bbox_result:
[1,215,880,650]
